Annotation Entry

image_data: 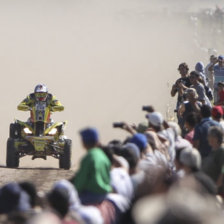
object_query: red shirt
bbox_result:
[185,130,194,145]
[218,90,224,104]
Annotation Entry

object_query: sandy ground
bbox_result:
[0,0,224,191]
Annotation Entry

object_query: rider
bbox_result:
[17,84,64,123]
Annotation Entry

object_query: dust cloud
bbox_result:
[0,0,223,168]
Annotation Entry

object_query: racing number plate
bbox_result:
[34,139,45,151]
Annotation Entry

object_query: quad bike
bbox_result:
[6,101,72,169]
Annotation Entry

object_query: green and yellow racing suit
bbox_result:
[17,93,64,112]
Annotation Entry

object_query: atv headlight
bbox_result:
[48,128,57,135]
[24,127,32,134]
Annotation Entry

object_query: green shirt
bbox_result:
[202,146,224,182]
[72,147,112,194]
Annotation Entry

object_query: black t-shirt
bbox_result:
[175,77,191,103]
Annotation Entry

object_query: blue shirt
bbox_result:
[214,65,224,83]
[193,118,220,158]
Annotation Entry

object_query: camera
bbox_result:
[142,106,154,112]
[113,122,125,128]
[176,79,183,85]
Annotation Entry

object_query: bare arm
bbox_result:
[122,123,137,135]
[192,101,201,113]
[178,103,185,118]
[208,64,215,72]
[171,84,177,97]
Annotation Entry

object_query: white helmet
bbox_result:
[34,84,48,101]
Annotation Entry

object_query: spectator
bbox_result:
[193,105,219,158]
[195,61,214,101]
[136,162,174,201]
[202,126,224,193]
[195,61,207,85]
[184,112,199,144]
[171,63,191,110]
[27,212,62,224]
[178,88,202,133]
[129,132,169,173]
[0,182,31,215]
[208,55,224,101]
[189,71,211,107]
[177,147,217,197]
[142,131,170,170]
[120,143,144,192]
[49,180,103,224]
[211,106,224,130]
[174,145,191,178]
[135,122,148,134]
[133,187,223,224]
[129,133,150,158]
[215,81,224,105]
[179,147,201,175]
[47,187,71,220]
[19,182,38,210]
[110,167,134,199]
[205,55,217,90]
[168,121,192,154]
[145,112,171,160]
[70,127,112,205]
[209,55,224,84]
[175,147,217,196]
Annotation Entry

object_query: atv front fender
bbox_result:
[44,121,67,135]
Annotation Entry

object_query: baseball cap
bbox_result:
[146,112,164,127]
[136,122,148,133]
[211,106,223,118]
[218,55,224,60]
[79,127,99,145]
[130,133,148,152]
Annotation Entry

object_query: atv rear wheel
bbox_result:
[6,138,19,168]
[59,139,71,170]
[10,123,21,139]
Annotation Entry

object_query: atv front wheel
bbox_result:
[6,138,19,168]
[59,139,71,170]
[10,123,21,139]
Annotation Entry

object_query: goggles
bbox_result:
[35,92,47,98]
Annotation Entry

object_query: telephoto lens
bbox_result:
[142,105,154,112]
[112,122,124,128]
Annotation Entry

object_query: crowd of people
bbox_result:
[1,55,224,224]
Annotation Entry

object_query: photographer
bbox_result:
[171,63,191,110]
